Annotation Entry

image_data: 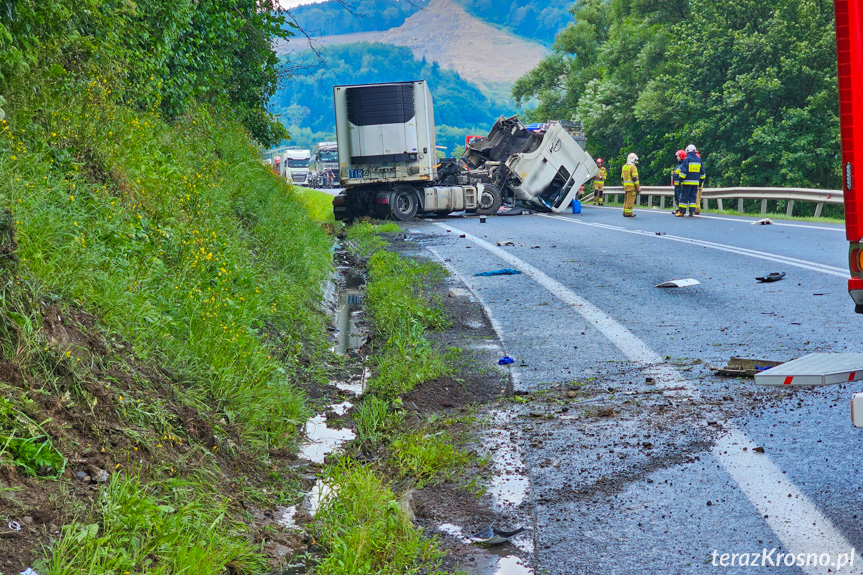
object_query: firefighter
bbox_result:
[593,158,607,205]
[672,149,686,210]
[621,153,640,217]
[675,144,705,217]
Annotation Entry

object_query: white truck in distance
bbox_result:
[311,142,339,188]
[283,148,311,186]
[331,81,598,222]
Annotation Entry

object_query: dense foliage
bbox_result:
[452,0,575,45]
[288,0,429,36]
[513,0,841,189]
[0,0,290,145]
[271,42,510,153]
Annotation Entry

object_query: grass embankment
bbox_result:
[0,79,335,572]
[309,222,474,574]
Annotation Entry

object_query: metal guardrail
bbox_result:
[591,186,844,217]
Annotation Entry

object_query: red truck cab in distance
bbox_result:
[836,0,863,311]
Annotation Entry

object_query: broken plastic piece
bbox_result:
[752,218,774,225]
[8,521,20,532]
[498,356,515,365]
[756,272,786,283]
[21,569,40,575]
[470,525,529,546]
[476,269,522,277]
[656,278,700,288]
[497,241,515,247]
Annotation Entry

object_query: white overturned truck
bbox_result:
[332,81,598,222]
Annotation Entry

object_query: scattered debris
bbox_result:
[21,569,40,575]
[655,232,666,236]
[476,268,522,277]
[752,218,774,225]
[497,241,515,247]
[645,377,656,385]
[498,206,534,216]
[459,234,466,238]
[753,446,766,453]
[710,357,784,378]
[479,216,487,223]
[756,272,786,283]
[498,356,515,365]
[447,288,471,298]
[8,521,20,531]
[656,278,700,288]
[469,524,529,546]
[597,406,621,418]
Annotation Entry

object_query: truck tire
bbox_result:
[390,186,419,221]
[476,183,502,216]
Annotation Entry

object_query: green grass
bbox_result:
[293,186,338,224]
[314,460,455,575]
[346,221,402,255]
[41,472,265,575]
[388,430,472,488]
[1,83,333,449]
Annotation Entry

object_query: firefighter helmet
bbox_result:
[597,158,603,165]
[627,153,638,164]
[685,144,697,153]
[676,149,686,161]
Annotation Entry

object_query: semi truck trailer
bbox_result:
[331,81,599,222]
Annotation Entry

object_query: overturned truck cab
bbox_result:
[332,81,597,222]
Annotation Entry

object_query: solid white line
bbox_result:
[590,204,845,232]
[432,221,863,574]
[542,214,849,278]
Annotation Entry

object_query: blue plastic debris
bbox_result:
[498,356,515,365]
[475,269,522,277]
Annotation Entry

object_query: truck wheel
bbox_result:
[476,184,502,216]
[390,187,419,221]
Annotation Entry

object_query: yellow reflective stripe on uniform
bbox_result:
[682,181,700,185]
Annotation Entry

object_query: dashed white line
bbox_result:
[432,221,863,574]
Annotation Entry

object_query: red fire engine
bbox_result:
[837,0,863,310]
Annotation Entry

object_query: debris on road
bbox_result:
[752,218,774,225]
[496,241,515,247]
[656,278,700,288]
[710,357,784,378]
[469,524,529,546]
[475,268,522,277]
[498,356,515,365]
[756,272,786,283]
[479,216,487,223]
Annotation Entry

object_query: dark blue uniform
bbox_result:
[675,152,705,215]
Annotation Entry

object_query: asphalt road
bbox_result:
[406,204,863,575]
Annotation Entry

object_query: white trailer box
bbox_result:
[334,81,437,187]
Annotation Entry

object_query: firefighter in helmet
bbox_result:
[672,149,686,210]
[675,144,705,216]
[621,153,640,217]
[593,158,607,205]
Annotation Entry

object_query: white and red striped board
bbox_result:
[754,353,863,386]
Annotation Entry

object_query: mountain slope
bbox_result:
[277,0,548,92]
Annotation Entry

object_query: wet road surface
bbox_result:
[406,205,863,575]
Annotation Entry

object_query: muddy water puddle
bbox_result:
[333,285,365,355]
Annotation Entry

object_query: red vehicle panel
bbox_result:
[836,0,863,308]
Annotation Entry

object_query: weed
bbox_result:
[388,431,471,489]
[314,460,455,575]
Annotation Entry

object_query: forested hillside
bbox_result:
[289,0,573,46]
[451,0,574,45]
[273,42,510,152]
[514,0,840,189]
[288,0,428,35]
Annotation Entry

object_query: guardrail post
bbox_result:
[703,198,708,211]
[785,200,794,217]
[738,198,744,213]
[717,199,723,211]
[815,203,824,218]
[660,196,666,209]
[761,199,768,215]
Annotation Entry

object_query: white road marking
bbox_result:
[590,204,845,232]
[432,221,863,574]
[542,213,849,278]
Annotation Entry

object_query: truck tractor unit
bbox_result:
[331,81,599,222]
[311,142,339,188]
[283,148,311,185]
